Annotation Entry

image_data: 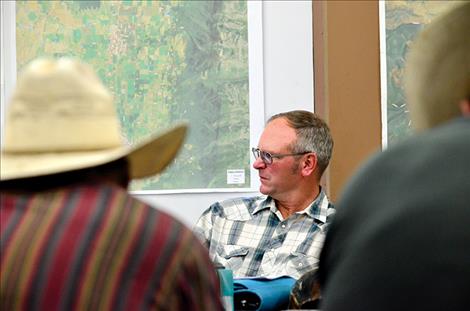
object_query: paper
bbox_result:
[227,169,245,184]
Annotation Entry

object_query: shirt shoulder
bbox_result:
[306,190,335,224]
[213,195,269,221]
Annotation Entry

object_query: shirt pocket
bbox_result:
[215,244,249,272]
[286,251,319,277]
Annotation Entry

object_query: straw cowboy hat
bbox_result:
[0,58,187,181]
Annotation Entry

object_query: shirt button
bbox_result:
[298,263,303,267]
[281,224,286,228]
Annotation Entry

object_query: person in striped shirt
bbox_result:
[0,58,222,311]
[194,110,335,280]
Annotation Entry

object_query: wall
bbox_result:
[2,0,384,224]
[154,1,384,222]
[138,0,315,226]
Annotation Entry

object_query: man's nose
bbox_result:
[253,157,266,169]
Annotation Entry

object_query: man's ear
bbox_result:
[459,98,470,116]
[301,153,318,177]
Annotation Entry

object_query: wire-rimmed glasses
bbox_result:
[251,147,311,165]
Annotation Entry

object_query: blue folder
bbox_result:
[233,276,296,310]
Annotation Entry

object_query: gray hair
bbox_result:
[268,110,333,177]
[404,2,470,131]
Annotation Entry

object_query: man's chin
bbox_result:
[259,186,271,196]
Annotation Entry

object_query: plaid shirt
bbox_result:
[1,183,222,311]
[194,189,335,279]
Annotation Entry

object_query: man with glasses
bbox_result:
[194,110,335,279]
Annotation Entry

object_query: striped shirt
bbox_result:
[1,183,222,311]
[194,190,335,279]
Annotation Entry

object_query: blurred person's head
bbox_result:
[405,2,470,131]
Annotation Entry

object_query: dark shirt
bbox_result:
[319,117,470,311]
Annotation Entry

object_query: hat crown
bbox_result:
[4,58,122,153]
[1,58,187,182]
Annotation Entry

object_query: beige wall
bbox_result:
[313,1,382,202]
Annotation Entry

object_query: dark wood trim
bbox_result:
[312,1,330,195]
[313,1,382,202]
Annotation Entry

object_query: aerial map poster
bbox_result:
[6,0,263,192]
[381,1,461,147]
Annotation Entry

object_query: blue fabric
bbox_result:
[233,276,296,310]
[218,269,234,310]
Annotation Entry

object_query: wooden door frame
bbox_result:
[312,1,382,202]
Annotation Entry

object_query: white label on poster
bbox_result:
[227,169,245,184]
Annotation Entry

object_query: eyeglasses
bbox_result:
[251,147,311,165]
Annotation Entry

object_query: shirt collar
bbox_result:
[302,190,330,224]
[252,195,274,215]
[252,188,331,224]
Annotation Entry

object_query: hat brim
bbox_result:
[0,124,187,181]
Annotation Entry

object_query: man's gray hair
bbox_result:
[268,110,333,177]
[405,2,470,131]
